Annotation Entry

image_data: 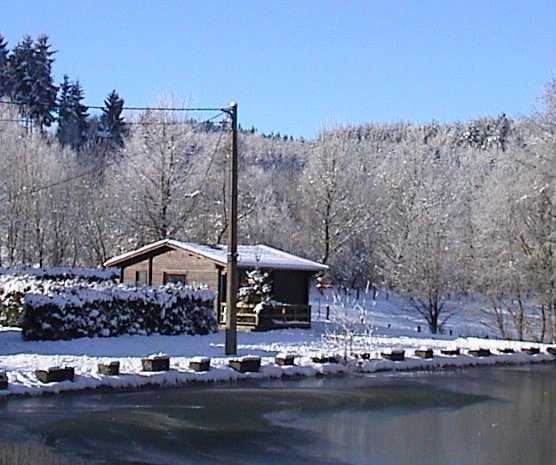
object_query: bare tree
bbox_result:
[374,140,459,333]
[300,132,371,265]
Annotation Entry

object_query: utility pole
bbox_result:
[225,102,238,355]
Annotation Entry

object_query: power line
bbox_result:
[0,116,224,127]
[124,118,223,126]
[87,104,225,112]
[0,98,225,127]
[0,99,225,113]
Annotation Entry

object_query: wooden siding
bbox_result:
[123,260,149,283]
[122,246,219,291]
[151,248,219,289]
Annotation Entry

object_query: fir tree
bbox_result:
[70,79,89,147]
[6,35,35,114]
[57,75,89,149]
[99,89,126,149]
[6,35,57,129]
[30,34,57,129]
[238,269,273,304]
[0,34,9,97]
[56,75,73,146]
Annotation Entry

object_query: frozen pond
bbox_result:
[1,364,555,465]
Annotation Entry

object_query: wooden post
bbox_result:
[225,102,238,355]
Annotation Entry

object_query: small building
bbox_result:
[103,239,328,330]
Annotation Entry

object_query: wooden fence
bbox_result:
[219,302,311,331]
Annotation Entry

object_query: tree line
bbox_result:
[0,33,555,343]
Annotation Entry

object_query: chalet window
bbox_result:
[163,272,187,285]
[135,271,148,285]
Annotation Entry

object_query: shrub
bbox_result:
[19,282,216,341]
[0,268,119,327]
[0,266,119,282]
[0,276,64,326]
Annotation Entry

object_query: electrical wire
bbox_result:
[0,116,224,127]
[0,99,226,112]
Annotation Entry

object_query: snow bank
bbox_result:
[0,351,552,398]
[0,328,554,398]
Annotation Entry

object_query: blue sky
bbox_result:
[3,1,555,137]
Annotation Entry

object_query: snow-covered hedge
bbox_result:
[0,276,67,326]
[18,282,216,341]
[0,268,119,327]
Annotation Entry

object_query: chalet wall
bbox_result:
[122,247,219,291]
[151,248,219,290]
[123,259,149,283]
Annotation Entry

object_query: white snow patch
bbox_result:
[0,325,554,398]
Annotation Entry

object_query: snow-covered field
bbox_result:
[311,287,495,339]
[0,288,554,398]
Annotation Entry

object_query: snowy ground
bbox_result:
[0,288,554,397]
[310,287,493,337]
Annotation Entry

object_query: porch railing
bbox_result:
[219,302,311,329]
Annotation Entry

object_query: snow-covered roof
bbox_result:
[104,239,329,272]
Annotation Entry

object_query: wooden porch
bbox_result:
[218,302,311,331]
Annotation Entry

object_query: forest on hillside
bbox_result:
[1,33,556,340]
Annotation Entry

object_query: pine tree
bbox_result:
[6,35,35,117]
[0,34,9,97]
[30,34,57,129]
[6,35,57,129]
[99,89,126,149]
[57,75,73,145]
[70,79,89,148]
[57,75,89,149]
[238,269,273,303]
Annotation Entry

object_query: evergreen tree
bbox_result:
[30,34,57,129]
[70,79,89,147]
[0,34,9,97]
[99,90,126,149]
[57,75,73,145]
[6,35,35,115]
[6,35,57,129]
[57,75,89,149]
[238,269,273,304]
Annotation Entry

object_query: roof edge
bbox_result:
[103,239,175,267]
[256,244,329,271]
[104,239,328,272]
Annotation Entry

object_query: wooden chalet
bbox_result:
[104,239,328,330]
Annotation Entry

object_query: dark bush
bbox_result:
[19,282,216,341]
[0,268,119,327]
